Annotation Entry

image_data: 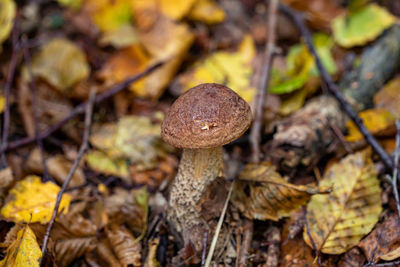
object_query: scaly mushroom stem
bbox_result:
[168,147,223,238]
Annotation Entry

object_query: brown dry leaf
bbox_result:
[345,108,395,142]
[27,148,85,188]
[17,78,73,138]
[104,187,149,237]
[304,150,382,254]
[100,15,193,99]
[338,247,366,267]
[374,77,400,119]
[96,237,122,267]
[359,213,400,263]
[105,224,141,266]
[0,167,14,188]
[26,38,90,92]
[31,210,97,267]
[231,162,329,221]
[282,0,344,30]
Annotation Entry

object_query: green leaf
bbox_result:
[333,4,396,48]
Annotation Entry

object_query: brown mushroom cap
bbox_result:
[161,83,252,149]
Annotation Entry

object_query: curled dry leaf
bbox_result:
[26,38,90,92]
[17,78,73,138]
[106,224,141,267]
[231,162,329,221]
[359,213,400,263]
[345,108,396,142]
[304,150,382,254]
[27,148,85,188]
[96,237,122,267]
[1,176,71,223]
[104,187,149,237]
[333,4,396,48]
[0,225,42,267]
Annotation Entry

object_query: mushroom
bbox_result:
[161,83,252,254]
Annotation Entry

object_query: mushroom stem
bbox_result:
[168,147,223,235]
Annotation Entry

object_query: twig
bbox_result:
[0,24,19,168]
[3,61,164,153]
[329,120,353,154]
[237,219,253,267]
[388,120,400,220]
[22,36,53,182]
[364,260,400,267]
[249,0,279,163]
[280,4,394,172]
[204,182,234,267]
[40,88,96,263]
[201,230,208,267]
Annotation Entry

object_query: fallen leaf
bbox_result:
[0,225,42,267]
[359,213,400,263]
[27,38,90,92]
[332,4,396,48]
[89,115,173,171]
[146,238,161,267]
[104,187,149,238]
[0,0,16,50]
[100,15,193,99]
[231,162,329,221]
[99,24,137,48]
[56,0,82,10]
[174,35,257,104]
[0,167,14,188]
[282,0,343,30]
[1,176,71,223]
[106,224,141,266]
[188,0,226,24]
[338,247,366,267]
[86,150,129,179]
[27,148,85,188]
[304,150,382,254]
[269,33,337,94]
[374,77,400,119]
[345,108,395,142]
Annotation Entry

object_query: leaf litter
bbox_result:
[0,0,400,266]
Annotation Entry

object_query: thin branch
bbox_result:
[249,0,279,163]
[0,24,19,167]
[201,230,208,267]
[237,219,253,267]
[204,182,235,267]
[22,36,53,182]
[40,88,96,263]
[388,120,400,220]
[3,61,164,153]
[280,4,394,172]
[303,206,321,267]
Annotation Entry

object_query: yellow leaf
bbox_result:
[1,176,71,223]
[0,0,16,49]
[86,150,129,178]
[56,0,82,10]
[28,38,90,92]
[231,162,328,221]
[346,108,395,142]
[89,116,173,171]
[132,0,197,21]
[99,24,137,48]
[374,77,400,119]
[0,225,42,267]
[188,0,226,24]
[0,95,5,114]
[100,16,193,99]
[304,150,382,254]
[333,4,396,48]
[176,35,257,104]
